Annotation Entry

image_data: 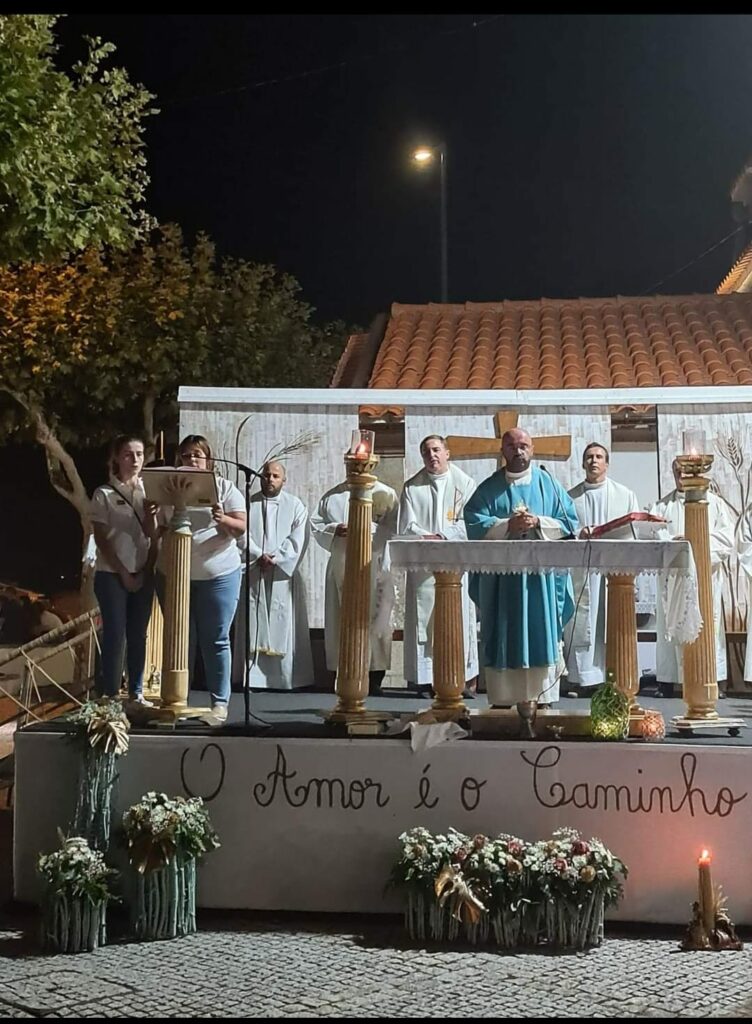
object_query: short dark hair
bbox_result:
[582,442,609,464]
[419,434,447,454]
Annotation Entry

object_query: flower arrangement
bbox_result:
[69,699,130,851]
[37,834,117,952]
[391,826,626,951]
[525,827,628,949]
[122,792,220,940]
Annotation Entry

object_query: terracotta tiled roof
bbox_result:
[717,244,752,294]
[352,296,752,400]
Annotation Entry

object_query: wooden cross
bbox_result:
[446,411,571,464]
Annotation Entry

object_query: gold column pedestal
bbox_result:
[605,572,644,721]
[678,457,719,721]
[142,505,209,724]
[329,453,391,725]
[428,570,467,721]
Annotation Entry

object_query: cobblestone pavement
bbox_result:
[1,908,751,1018]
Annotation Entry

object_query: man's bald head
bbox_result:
[501,429,534,473]
[261,460,286,497]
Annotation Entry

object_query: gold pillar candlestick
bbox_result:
[605,573,643,720]
[329,443,390,725]
[677,453,718,721]
[429,569,467,720]
[698,849,715,935]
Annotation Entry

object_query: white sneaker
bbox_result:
[127,694,154,708]
[204,704,228,729]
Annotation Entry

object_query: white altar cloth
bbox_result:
[387,538,701,645]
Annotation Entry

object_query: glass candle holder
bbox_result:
[590,680,630,741]
[639,709,666,742]
[682,428,707,458]
[348,429,375,458]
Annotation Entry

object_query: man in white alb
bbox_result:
[397,435,478,698]
[565,442,640,694]
[311,474,398,695]
[234,461,313,690]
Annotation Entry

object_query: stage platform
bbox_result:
[13,690,752,924]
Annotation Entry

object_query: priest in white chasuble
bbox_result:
[464,429,578,707]
[237,460,313,690]
[311,476,398,695]
[650,458,733,691]
[565,442,640,691]
[397,435,478,696]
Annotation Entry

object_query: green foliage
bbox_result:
[0,225,353,447]
[0,14,156,263]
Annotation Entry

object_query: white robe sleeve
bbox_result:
[709,495,734,569]
[397,485,432,537]
[269,498,308,578]
[310,496,338,552]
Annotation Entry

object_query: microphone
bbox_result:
[211,457,263,479]
[539,464,578,539]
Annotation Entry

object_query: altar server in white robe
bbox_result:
[397,435,478,696]
[565,443,640,690]
[650,458,733,690]
[240,461,313,689]
[311,477,398,694]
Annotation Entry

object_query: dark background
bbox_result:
[4,13,752,595]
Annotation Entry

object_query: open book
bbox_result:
[141,467,219,508]
[588,511,666,539]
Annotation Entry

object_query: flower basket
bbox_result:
[122,792,220,941]
[526,828,627,950]
[69,700,130,852]
[38,835,116,953]
[131,857,197,941]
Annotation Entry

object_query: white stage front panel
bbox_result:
[14,732,752,923]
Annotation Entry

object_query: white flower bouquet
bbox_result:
[37,834,117,952]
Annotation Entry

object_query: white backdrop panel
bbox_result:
[14,732,752,924]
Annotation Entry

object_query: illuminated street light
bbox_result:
[411,142,448,302]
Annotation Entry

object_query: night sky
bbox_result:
[58,14,752,327]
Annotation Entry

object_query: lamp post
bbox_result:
[412,143,448,303]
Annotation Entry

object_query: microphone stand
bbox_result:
[213,457,262,732]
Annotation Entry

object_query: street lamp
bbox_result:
[412,143,448,303]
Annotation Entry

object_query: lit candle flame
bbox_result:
[699,849,711,866]
[355,442,367,456]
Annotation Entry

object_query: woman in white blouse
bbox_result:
[158,434,246,722]
[90,434,158,705]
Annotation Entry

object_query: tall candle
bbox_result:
[698,849,714,935]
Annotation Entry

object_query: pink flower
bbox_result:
[454,847,469,863]
[572,840,590,856]
[507,840,523,857]
[553,858,569,873]
[472,834,487,850]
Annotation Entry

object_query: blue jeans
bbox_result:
[156,569,241,707]
[94,570,155,698]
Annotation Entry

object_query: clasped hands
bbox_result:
[508,510,540,536]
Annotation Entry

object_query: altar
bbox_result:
[387,537,701,719]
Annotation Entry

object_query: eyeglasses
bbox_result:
[180,452,206,461]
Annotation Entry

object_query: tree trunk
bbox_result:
[3,390,96,608]
[142,393,156,461]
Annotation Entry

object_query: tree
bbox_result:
[0,14,156,263]
[0,227,351,592]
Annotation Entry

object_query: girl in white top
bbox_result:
[90,435,158,704]
[157,434,246,721]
